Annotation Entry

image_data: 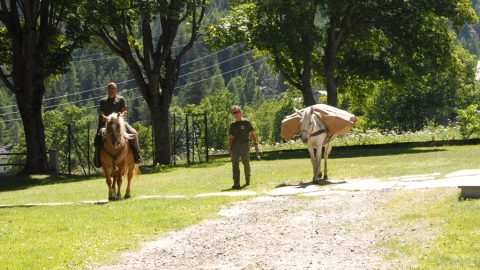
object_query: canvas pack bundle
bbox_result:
[280,104,357,140]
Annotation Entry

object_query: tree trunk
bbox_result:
[301,84,316,106]
[15,90,48,175]
[325,22,339,107]
[148,87,172,165]
[301,43,316,107]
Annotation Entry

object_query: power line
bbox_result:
[174,57,267,91]
[0,57,268,124]
[180,45,233,67]
[0,78,137,114]
[72,40,201,63]
[0,45,241,111]
[73,51,108,60]
[178,50,252,78]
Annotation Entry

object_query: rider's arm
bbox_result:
[120,97,127,114]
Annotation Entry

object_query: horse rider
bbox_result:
[93,82,143,168]
[228,105,259,189]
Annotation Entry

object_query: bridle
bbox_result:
[304,114,327,137]
[102,122,127,164]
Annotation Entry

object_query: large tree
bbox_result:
[208,0,477,107]
[320,0,477,106]
[0,0,87,174]
[86,0,206,165]
[207,0,321,106]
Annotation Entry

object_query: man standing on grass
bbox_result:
[228,105,259,189]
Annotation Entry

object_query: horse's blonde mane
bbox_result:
[105,113,134,141]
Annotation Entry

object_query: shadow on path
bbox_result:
[275,180,348,189]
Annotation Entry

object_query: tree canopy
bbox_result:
[207,0,478,107]
[0,0,88,174]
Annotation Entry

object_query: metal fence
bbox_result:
[1,112,210,175]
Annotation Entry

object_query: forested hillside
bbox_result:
[0,0,480,166]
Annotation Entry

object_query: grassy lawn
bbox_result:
[0,144,479,269]
[379,189,480,269]
[0,197,238,270]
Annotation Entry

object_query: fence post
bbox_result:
[204,112,209,162]
[173,114,176,166]
[48,149,59,174]
[186,115,190,164]
[87,123,90,176]
[192,116,196,163]
[67,123,71,177]
[151,120,155,172]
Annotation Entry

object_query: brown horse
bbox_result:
[100,112,139,200]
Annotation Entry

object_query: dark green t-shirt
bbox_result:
[229,119,254,144]
[98,95,126,127]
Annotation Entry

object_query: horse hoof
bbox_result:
[108,196,115,201]
[124,194,131,199]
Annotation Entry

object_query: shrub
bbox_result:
[458,105,480,139]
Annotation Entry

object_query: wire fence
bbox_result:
[0,112,209,175]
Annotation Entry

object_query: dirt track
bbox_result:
[96,190,405,270]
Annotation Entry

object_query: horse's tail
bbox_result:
[133,164,141,179]
[122,162,140,181]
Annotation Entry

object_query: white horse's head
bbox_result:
[296,107,325,144]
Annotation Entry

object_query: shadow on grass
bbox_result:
[220,183,249,192]
[0,174,101,193]
[1,147,447,192]
[275,180,347,189]
[259,147,447,161]
[140,159,231,175]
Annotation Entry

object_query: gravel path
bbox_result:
[96,190,401,270]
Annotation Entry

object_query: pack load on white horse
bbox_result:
[281,104,356,182]
[281,104,357,140]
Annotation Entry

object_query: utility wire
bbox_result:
[0,46,243,113]
[0,57,267,124]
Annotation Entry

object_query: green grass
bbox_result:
[1,145,480,205]
[1,145,480,269]
[0,197,238,270]
[379,189,480,269]
[417,195,480,269]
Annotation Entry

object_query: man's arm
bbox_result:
[250,131,258,145]
[99,100,106,125]
[120,96,128,113]
[251,131,259,150]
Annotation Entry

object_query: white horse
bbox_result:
[296,107,335,183]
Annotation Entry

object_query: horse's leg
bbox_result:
[125,164,134,199]
[323,143,333,180]
[315,145,322,181]
[308,146,319,183]
[105,169,115,201]
[115,173,123,200]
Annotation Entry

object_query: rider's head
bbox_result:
[107,82,117,98]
